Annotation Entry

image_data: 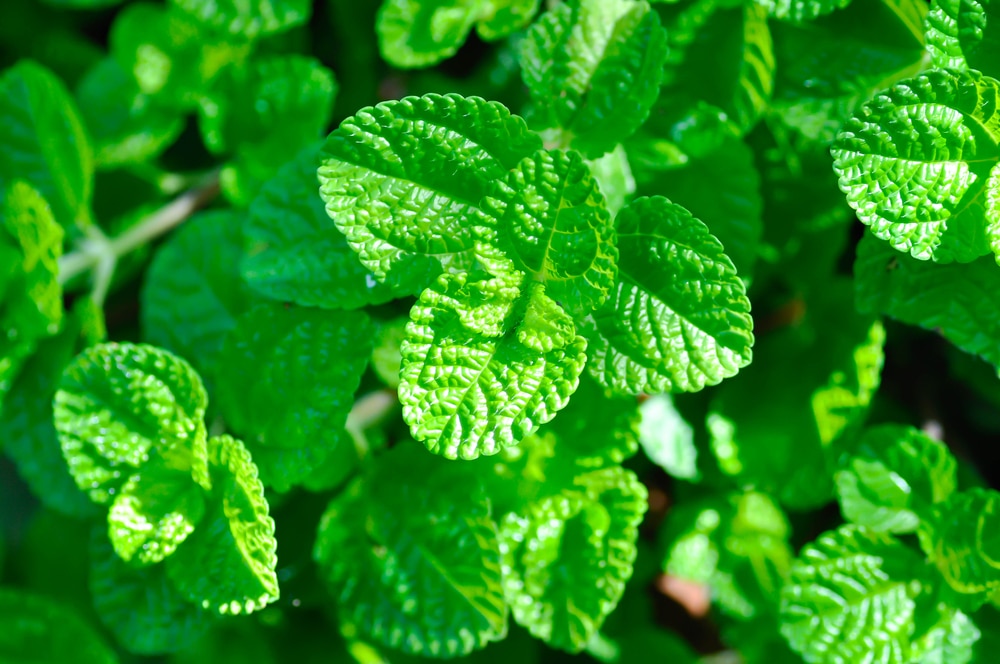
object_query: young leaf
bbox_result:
[90,529,214,655]
[399,272,587,459]
[243,143,403,309]
[639,393,698,480]
[313,445,508,657]
[499,466,646,652]
[579,196,754,395]
[169,0,311,38]
[0,60,93,228]
[779,525,923,664]
[833,68,1000,263]
[215,303,374,490]
[519,0,668,157]
[377,0,540,69]
[54,342,210,503]
[167,435,279,614]
[835,425,958,534]
[475,149,618,316]
[0,588,117,664]
[141,210,254,392]
[926,0,1000,71]
[317,93,542,290]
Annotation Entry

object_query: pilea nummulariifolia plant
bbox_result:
[6,0,1000,662]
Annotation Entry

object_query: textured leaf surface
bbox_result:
[580,196,753,395]
[318,94,541,290]
[142,210,254,390]
[520,0,668,156]
[835,425,957,533]
[0,588,117,664]
[400,272,587,459]
[168,435,279,614]
[833,68,1000,263]
[314,445,507,657]
[377,0,540,68]
[91,529,212,655]
[855,233,1000,369]
[475,149,617,315]
[919,489,1000,594]
[215,303,374,490]
[912,608,980,664]
[243,144,403,308]
[779,526,922,664]
[0,60,92,227]
[500,466,646,652]
[756,0,851,22]
[926,0,1000,71]
[55,343,209,503]
[170,0,310,37]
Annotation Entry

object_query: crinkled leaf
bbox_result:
[54,342,209,503]
[926,0,1000,71]
[243,143,404,308]
[313,445,507,657]
[318,93,542,291]
[912,608,980,664]
[170,0,311,38]
[475,149,617,315]
[639,393,697,480]
[0,588,117,664]
[540,374,639,467]
[779,526,923,664]
[141,210,254,392]
[0,60,92,228]
[580,196,754,395]
[756,0,851,22]
[377,0,540,68]
[400,272,587,459]
[167,435,279,614]
[90,528,213,655]
[75,58,184,169]
[520,0,668,157]
[833,68,1000,263]
[835,425,957,533]
[499,466,646,652]
[919,488,1000,595]
[855,233,1000,369]
[215,303,374,490]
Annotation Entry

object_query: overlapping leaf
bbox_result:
[833,68,1000,263]
[756,0,851,22]
[919,488,1000,594]
[926,0,1000,71]
[0,588,117,663]
[170,0,311,38]
[318,94,541,291]
[639,393,697,480]
[580,196,753,395]
[519,0,668,156]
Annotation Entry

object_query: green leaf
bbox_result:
[475,149,618,316]
[215,303,374,490]
[198,55,336,205]
[0,588,117,664]
[854,233,1000,369]
[835,425,958,534]
[313,444,508,657]
[579,196,754,395]
[170,0,311,38]
[108,460,206,565]
[141,210,254,393]
[779,526,923,664]
[499,466,646,652]
[318,93,542,291]
[919,488,1000,595]
[167,435,279,614]
[90,528,213,655]
[243,143,404,309]
[377,0,540,69]
[519,0,668,157]
[926,0,1000,71]
[755,0,851,22]
[54,342,210,504]
[912,607,980,664]
[587,145,636,217]
[399,272,587,459]
[638,393,698,480]
[833,68,1000,263]
[371,317,409,389]
[0,60,93,228]
[75,58,184,169]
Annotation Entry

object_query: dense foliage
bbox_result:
[4,0,1000,662]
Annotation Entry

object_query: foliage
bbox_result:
[2,0,1000,662]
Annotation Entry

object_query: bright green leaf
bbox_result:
[587,145,636,217]
[0,588,117,664]
[912,607,981,664]
[756,0,851,22]
[926,0,1000,71]
[638,393,697,480]
[371,317,410,389]
[579,196,754,395]
[170,0,311,38]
